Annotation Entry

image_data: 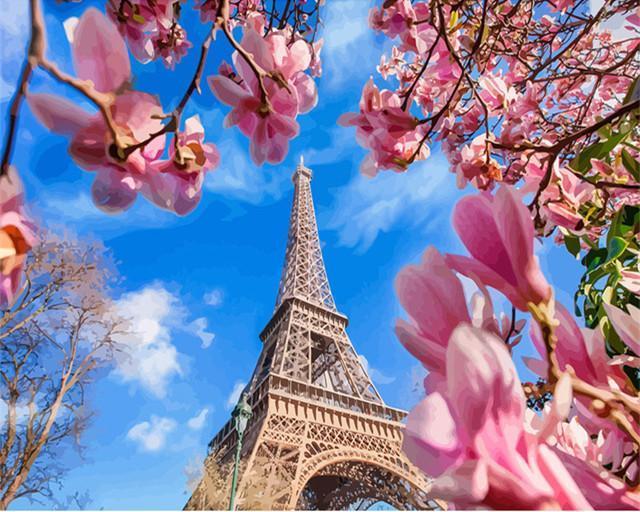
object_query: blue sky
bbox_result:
[1,0,584,508]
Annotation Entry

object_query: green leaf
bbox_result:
[583,248,608,271]
[571,130,631,174]
[607,236,629,262]
[564,235,581,258]
[621,205,639,228]
[621,149,640,182]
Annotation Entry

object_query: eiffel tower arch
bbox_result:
[186,161,440,510]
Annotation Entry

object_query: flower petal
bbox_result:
[27,93,92,135]
[73,8,131,93]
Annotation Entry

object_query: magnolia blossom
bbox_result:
[338,78,424,176]
[27,9,217,215]
[144,115,220,215]
[0,169,37,308]
[108,0,191,67]
[350,0,640,244]
[402,323,640,509]
[445,186,551,310]
[208,21,317,165]
[395,248,471,389]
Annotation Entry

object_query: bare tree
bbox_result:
[0,233,127,508]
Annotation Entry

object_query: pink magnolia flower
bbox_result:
[108,0,191,67]
[395,247,471,388]
[0,168,37,308]
[143,115,220,215]
[619,270,640,295]
[478,72,517,112]
[28,9,216,215]
[338,78,424,176]
[445,186,551,311]
[453,134,503,185]
[208,23,316,165]
[404,323,640,509]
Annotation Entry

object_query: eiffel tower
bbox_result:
[186,160,439,510]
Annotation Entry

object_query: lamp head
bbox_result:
[232,392,252,435]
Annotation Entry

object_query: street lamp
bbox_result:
[229,392,252,511]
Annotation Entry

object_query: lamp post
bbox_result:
[229,392,252,511]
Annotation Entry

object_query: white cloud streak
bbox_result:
[112,283,184,398]
[325,155,457,252]
[190,317,215,349]
[203,288,224,308]
[127,415,177,452]
[225,381,247,410]
[187,407,210,431]
[358,355,396,385]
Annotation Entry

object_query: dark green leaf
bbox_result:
[564,235,581,257]
[607,236,629,262]
[582,248,608,271]
[571,130,631,174]
[621,149,640,182]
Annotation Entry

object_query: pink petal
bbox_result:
[27,93,92,135]
[266,133,289,165]
[208,75,250,107]
[403,392,463,477]
[91,167,138,213]
[522,356,548,377]
[73,8,131,93]
[430,459,489,504]
[283,40,311,77]
[141,165,203,216]
[446,253,523,310]
[292,73,318,114]
[395,320,447,374]
[452,193,519,288]
[242,28,275,72]
[604,303,640,355]
[395,247,470,367]
[446,324,524,442]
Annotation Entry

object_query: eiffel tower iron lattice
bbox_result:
[185,160,441,511]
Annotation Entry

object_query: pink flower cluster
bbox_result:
[344,0,640,239]
[107,0,191,67]
[338,78,425,177]
[28,9,218,216]
[208,15,318,165]
[396,186,640,508]
[0,168,37,308]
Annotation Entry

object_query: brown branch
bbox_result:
[218,0,270,107]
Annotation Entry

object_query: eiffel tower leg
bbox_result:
[234,413,307,510]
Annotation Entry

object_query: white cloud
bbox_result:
[205,137,289,204]
[325,155,457,252]
[183,456,204,492]
[112,283,184,398]
[127,415,177,452]
[187,407,210,431]
[225,381,247,410]
[321,0,380,89]
[358,355,396,385]
[190,317,215,349]
[0,0,29,101]
[40,191,178,234]
[203,288,224,307]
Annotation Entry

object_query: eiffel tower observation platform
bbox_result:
[185,159,441,511]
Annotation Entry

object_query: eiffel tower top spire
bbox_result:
[274,158,336,312]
